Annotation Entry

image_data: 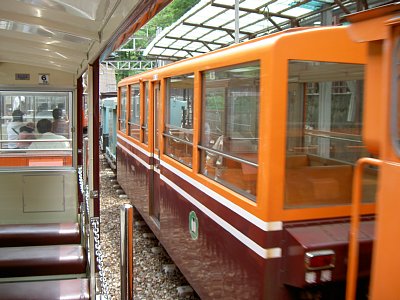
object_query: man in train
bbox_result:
[51,108,69,138]
[7,109,25,149]
[28,119,70,150]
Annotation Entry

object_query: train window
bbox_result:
[164,74,194,167]
[129,84,140,140]
[143,82,149,145]
[392,34,400,156]
[0,90,72,167]
[199,62,259,200]
[285,60,376,208]
[119,86,127,133]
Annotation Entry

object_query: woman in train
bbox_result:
[17,122,36,149]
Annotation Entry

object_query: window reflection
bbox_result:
[285,60,376,208]
[164,74,194,167]
[200,62,260,200]
[129,84,140,140]
[119,86,127,132]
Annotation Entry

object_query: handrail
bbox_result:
[163,132,193,146]
[0,138,72,143]
[346,157,382,300]
[197,144,259,168]
[120,204,133,300]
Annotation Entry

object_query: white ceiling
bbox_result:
[0,0,168,76]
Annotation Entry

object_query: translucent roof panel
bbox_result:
[241,0,266,10]
[201,30,227,42]
[143,0,388,61]
[0,0,164,75]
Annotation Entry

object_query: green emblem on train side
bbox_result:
[188,211,199,240]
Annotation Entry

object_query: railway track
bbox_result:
[99,155,200,299]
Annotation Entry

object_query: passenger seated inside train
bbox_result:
[52,108,69,138]
[17,122,36,149]
[7,109,25,149]
[29,119,70,150]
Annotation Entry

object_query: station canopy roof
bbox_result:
[144,0,387,61]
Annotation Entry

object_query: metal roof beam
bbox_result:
[164,35,226,47]
[210,2,297,20]
[153,45,207,54]
[333,0,351,14]
[101,60,158,70]
[183,21,253,36]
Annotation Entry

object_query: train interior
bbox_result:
[160,56,377,210]
[0,55,88,296]
[285,60,377,208]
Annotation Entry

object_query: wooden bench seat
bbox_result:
[0,278,90,300]
[0,223,80,247]
[285,165,353,206]
[0,245,87,278]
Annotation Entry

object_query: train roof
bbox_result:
[0,0,170,77]
[118,25,360,86]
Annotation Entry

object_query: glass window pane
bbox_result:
[285,60,376,208]
[164,74,194,167]
[143,82,149,145]
[200,62,260,200]
[119,87,127,132]
[154,83,160,151]
[129,84,140,140]
[0,91,72,167]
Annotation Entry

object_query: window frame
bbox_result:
[163,73,195,168]
[128,83,141,140]
[199,61,260,201]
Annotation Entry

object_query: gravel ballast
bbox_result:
[99,155,200,299]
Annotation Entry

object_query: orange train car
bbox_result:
[345,3,400,300]
[117,25,374,299]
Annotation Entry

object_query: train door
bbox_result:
[368,21,400,300]
[149,82,161,225]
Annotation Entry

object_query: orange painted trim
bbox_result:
[192,71,201,174]
[117,87,121,131]
[117,26,370,222]
[0,155,72,167]
[118,130,147,152]
[139,80,145,143]
[159,79,166,157]
[148,80,155,153]
[127,83,132,137]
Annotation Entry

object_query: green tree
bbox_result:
[146,0,200,35]
[114,0,200,81]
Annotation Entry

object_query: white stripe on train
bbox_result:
[161,174,281,259]
[117,136,283,258]
[117,135,282,232]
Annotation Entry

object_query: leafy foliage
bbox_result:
[114,0,200,82]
